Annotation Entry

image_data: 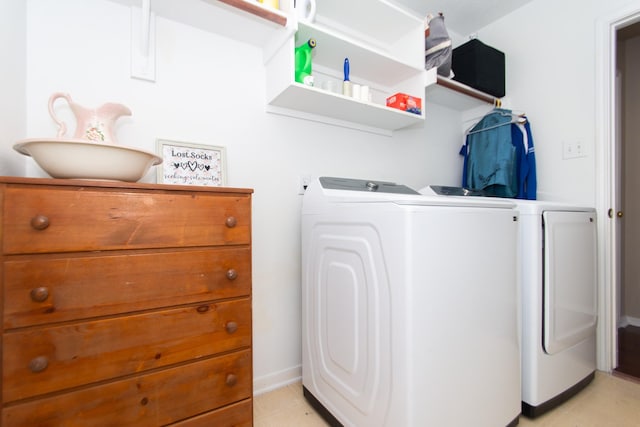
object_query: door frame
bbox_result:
[595,4,640,372]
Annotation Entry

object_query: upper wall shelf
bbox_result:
[265,0,426,135]
[424,67,501,110]
[109,0,293,61]
[118,0,503,133]
[295,22,422,87]
[217,0,287,27]
[112,0,426,134]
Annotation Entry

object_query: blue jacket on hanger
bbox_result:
[460,108,537,200]
[461,109,517,198]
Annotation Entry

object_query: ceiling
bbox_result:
[390,0,535,36]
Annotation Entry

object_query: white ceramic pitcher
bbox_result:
[295,0,316,22]
[48,92,131,144]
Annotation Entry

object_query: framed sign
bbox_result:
[156,139,226,186]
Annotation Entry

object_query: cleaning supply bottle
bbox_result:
[295,38,316,86]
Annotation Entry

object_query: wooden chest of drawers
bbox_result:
[0,177,253,426]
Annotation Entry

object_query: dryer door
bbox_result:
[543,211,597,355]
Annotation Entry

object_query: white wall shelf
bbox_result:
[265,0,426,135]
[268,82,424,135]
[109,0,294,62]
[424,67,501,110]
[295,22,423,88]
[111,0,428,135]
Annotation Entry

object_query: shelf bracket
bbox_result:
[131,0,156,82]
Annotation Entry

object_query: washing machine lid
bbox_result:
[304,177,516,209]
[542,210,598,355]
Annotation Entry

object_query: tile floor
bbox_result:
[253,371,640,426]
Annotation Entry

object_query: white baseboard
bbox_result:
[253,364,302,396]
[619,315,640,328]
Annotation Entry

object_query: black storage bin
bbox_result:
[452,39,505,98]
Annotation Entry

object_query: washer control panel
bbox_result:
[319,177,419,195]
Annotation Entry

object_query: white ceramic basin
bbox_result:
[13,138,163,182]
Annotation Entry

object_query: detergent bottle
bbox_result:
[295,38,316,86]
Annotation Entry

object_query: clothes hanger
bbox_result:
[463,106,525,126]
[466,116,527,136]
[464,108,527,136]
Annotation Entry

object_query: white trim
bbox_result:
[595,4,640,373]
[253,364,301,396]
[595,8,615,374]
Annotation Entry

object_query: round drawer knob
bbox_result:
[30,215,50,231]
[29,356,49,373]
[196,305,210,314]
[225,373,238,387]
[225,216,237,228]
[226,269,238,281]
[30,287,50,303]
[225,321,238,334]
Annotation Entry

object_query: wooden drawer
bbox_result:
[3,299,251,402]
[169,399,252,426]
[2,349,252,426]
[2,186,251,254]
[3,247,251,328]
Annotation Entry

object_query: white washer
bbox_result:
[514,200,597,417]
[302,177,521,427]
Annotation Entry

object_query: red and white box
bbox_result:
[386,93,422,115]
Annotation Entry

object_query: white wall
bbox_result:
[16,0,465,393]
[11,0,638,393]
[469,0,595,203]
[473,0,640,371]
[0,0,27,176]
[470,0,640,206]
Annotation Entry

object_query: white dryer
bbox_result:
[514,200,597,417]
[301,177,521,427]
